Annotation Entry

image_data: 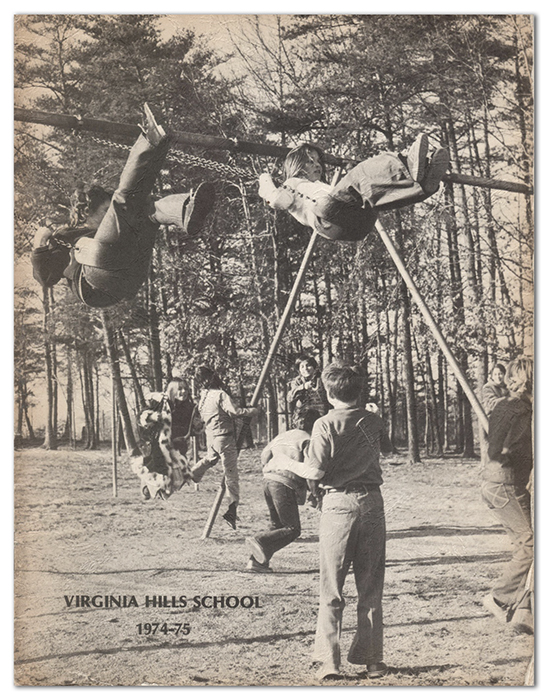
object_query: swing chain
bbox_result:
[73,130,255,181]
[17,154,73,199]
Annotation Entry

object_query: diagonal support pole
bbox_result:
[200,170,342,539]
[374,220,489,433]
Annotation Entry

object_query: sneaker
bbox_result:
[421,148,450,195]
[190,468,203,484]
[482,593,510,624]
[183,182,216,237]
[406,133,429,182]
[142,485,151,500]
[511,608,534,635]
[367,662,388,679]
[140,102,166,147]
[315,664,343,681]
[246,536,268,565]
[222,503,238,530]
[245,556,273,574]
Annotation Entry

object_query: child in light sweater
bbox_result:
[259,134,449,242]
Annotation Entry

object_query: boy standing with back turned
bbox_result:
[272,362,392,681]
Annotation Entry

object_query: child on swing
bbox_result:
[258,134,449,241]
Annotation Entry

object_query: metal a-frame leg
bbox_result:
[200,169,343,538]
[201,181,489,539]
[374,219,489,432]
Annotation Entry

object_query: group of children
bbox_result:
[134,353,533,682]
[134,359,392,681]
[40,104,533,681]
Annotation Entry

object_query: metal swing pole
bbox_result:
[374,219,489,433]
[200,169,343,539]
[111,374,118,497]
[15,108,534,195]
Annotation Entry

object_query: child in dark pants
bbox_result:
[245,408,321,573]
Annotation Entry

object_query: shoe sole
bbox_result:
[245,565,273,574]
[422,148,450,195]
[367,670,387,679]
[222,513,237,530]
[482,594,509,624]
[316,669,343,681]
[185,183,215,237]
[512,621,534,635]
[246,537,268,565]
[143,103,166,141]
[407,134,429,181]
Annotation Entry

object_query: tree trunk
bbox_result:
[394,213,420,463]
[101,312,139,454]
[65,346,75,447]
[118,331,146,413]
[424,345,443,455]
[24,404,35,441]
[147,273,163,392]
[78,351,97,450]
[400,286,421,463]
[41,287,57,450]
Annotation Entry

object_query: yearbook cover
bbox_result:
[13,13,534,687]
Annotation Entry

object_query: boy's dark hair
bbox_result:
[491,363,506,375]
[195,365,222,390]
[87,185,113,214]
[321,362,363,403]
[296,355,318,371]
[294,407,321,433]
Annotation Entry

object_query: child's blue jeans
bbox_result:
[314,488,386,670]
[481,481,533,614]
[254,480,301,562]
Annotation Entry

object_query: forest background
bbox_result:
[3,3,542,693]
[13,13,533,464]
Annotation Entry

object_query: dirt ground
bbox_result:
[13,444,534,687]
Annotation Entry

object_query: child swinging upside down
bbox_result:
[258,134,449,241]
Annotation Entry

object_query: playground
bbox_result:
[14,445,533,687]
[14,15,534,690]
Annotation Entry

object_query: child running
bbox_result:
[259,134,449,241]
[245,407,321,573]
[190,366,259,529]
[268,361,392,681]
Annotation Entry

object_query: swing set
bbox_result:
[15,107,534,537]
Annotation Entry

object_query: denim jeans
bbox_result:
[254,480,301,562]
[481,481,533,613]
[314,489,386,670]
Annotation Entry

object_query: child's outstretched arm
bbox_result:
[265,454,324,480]
[258,173,295,210]
[260,443,274,466]
[219,391,260,420]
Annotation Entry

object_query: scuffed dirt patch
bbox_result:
[14,446,533,686]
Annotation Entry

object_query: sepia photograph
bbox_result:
[12,9,534,689]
